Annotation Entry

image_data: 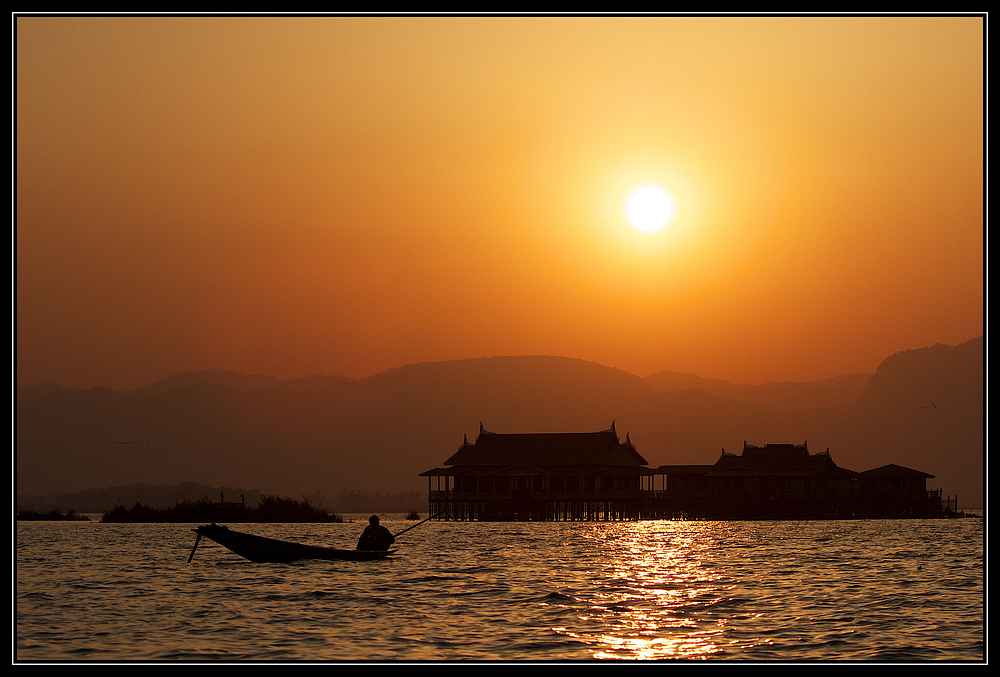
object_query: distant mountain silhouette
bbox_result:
[15,382,66,401]
[15,339,984,509]
[644,371,871,410]
[842,336,984,509]
[126,370,357,396]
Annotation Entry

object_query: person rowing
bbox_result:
[356,515,396,552]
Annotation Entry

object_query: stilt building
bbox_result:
[420,427,946,521]
[420,422,652,521]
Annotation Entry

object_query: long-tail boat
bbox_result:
[189,523,395,563]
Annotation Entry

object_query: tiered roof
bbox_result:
[706,441,856,477]
[436,421,647,470]
[860,464,934,479]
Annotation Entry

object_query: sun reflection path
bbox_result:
[590,627,725,660]
[547,522,743,660]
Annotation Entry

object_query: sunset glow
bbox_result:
[14,16,985,666]
[15,16,984,390]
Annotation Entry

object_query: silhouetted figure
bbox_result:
[356,515,395,551]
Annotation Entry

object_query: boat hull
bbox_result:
[193,523,395,563]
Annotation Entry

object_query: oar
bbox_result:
[392,511,444,540]
[187,531,202,563]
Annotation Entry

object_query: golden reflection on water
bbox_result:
[553,521,734,660]
[16,519,984,660]
[590,628,725,660]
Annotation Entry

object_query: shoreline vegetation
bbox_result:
[99,495,344,523]
[15,509,93,522]
[16,483,428,516]
[16,504,979,524]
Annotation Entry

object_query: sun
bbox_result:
[626,186,674,233]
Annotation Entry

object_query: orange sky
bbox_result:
[16,16,984,390]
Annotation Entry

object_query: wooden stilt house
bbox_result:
[421,431,947,521]
[648,442,944,519]
[420,422,653,521]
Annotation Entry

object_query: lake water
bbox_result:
[16,515,984,662]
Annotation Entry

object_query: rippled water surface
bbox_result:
[16,516,984,662]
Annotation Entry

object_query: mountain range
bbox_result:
[16,336,984,509]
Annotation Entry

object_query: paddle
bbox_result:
[391,511,444,540]
[187,532,202,563]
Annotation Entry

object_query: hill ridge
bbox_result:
[16,337,983,507]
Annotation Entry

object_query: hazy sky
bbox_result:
[16,16,984,390]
